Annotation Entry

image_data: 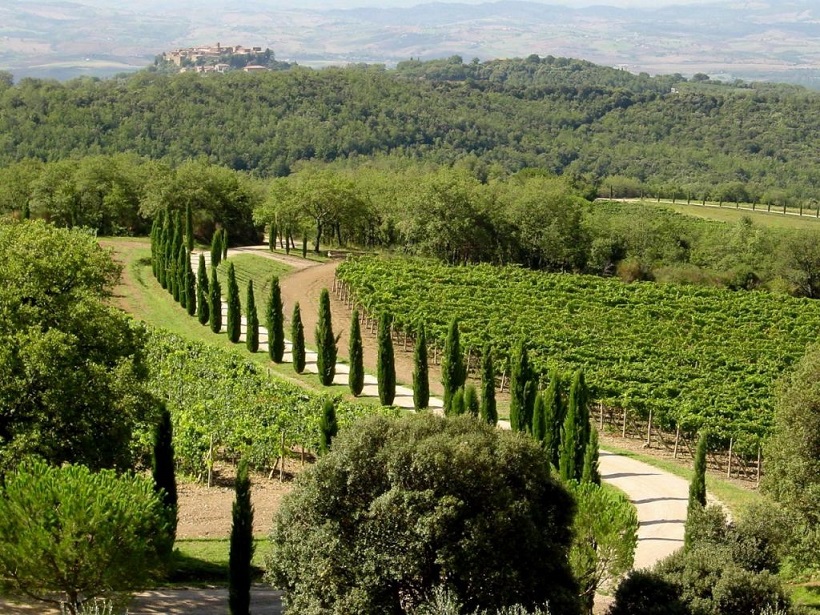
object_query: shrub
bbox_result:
[607,571,689,615]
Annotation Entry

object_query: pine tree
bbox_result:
[544,372,564,468]
[413,323,430,410]
[197,253,210,325]
[464,384,480,417]
[228,459,254,615]
[152,404,178,553]
[348,310,364,396]
[315,288,336,386]
[441,318,466,414]
[185,202,194,251]
[211,230,222,269]
[450,388,465,416]
[581,426,601,485]
[480,345,497,425]
[177,244,187,308]
[569,370,591,475]
[245,280,259,353]
[226,262,241,343]
[185,250,196,316]
[377,313,396,406]
[319,399,338,454]
[509,342,535,433]
[267,277,285,363]
[209,267,222,334]
[532,391,547,445]
[291,302,306,374]
[222,228,229,261]
[269,223,276,251]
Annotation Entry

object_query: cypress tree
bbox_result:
[196,253,210,325]
[450,387,465,416]
[226,262,241,343]
[185,250,196,316]
[581,426,601,485]
[211,230,222,269]
[509,342,535,433]
[222,228,229,261]
[532,391,547,445]
[302,233,308,259]
[464,384,480,417]
[569,370,591,474]
[291,302,306,374]
[228,459,254,615]
[266,277,285,363]
[685,431,709,548]
[319,399,338,454]
[152,404,178,553]
[150,217,159,278]
[413,323,430,410]
[209,267,222,334]
[441,318,466,414]
[480,345,497,425]
[544,372,564,468]
[246,280,259,353]
[185,202,194,251]
[559,402,578,482]
[315,288,337,386]
[158,228,168,287]
[348,310,365,396]
[269,223,276,251]
[176,244,187,307]
[377,313,396,406]
[166,226,177,298]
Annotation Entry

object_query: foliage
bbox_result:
[267,276,285,363]
[0,459,166,614]
[315,288,337,386]
[762,344,820,570]
[509,342,535,433]
[607,571,689,615]
[349,309,365,396]
[208,266,222,333]
[686,431,709,547]
[480,346,497,425]
[291,302,306,374]
[377,312,397,406]
[0,219,150,472]
[152,404,178,554]
[245,279,259,353]
[211,230,223,269]
[267,413,580,614]
[337,256,820,449]
[226,262,241,343]
[184,249,196,316]
[543,373,564,468]
[229,459,254,615]
[532,391,547,444]
[414,322,430,410]
[196,253,210,325]
[441,318,466,414]
[464,384,479,417]
[567,481,638,614]
[319,399,339,454]
[581,427,600,485]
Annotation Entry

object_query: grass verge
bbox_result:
[170,538,270,586]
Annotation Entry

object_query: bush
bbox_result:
[267,413,580,614]
[0,460,166,614]
[607,570,689,615]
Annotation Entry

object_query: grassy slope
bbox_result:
[637,199,820,230]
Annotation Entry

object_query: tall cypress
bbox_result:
[150,217,160,278]
[559,401,578,482]
[226,262,241,343]
[348,310,365,396]
[569,370,591,475]
[377,313,396,406]
[532,391,547,445]
[166,224,177,297]
[222,228,229,261]
[291,302,306,374]
[197,253,210,325]
[686,431,709,548]
[267,277,285,363]
[581,426,601,485]
[209,267,222,333]
[315,288,337,386]
[413,323,430,411]
[177,244,188,307]
[246,280,259,353]
[152,404,178,553]
[464,384,480,417]
[185,202,194,251]
[480,345,497,425]
[211,230,222,269]
[319,399,338,454]
[158,224,169,288]
[269,223,276,251]
[185,250,196,316]
[544,372,564,468]
[228,459,254,615]
[509,342,535,433]
[441,318,466,415]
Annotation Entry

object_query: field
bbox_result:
[337,256,820,452]
[636,199,820,230]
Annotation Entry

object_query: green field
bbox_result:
[638,199,820,230]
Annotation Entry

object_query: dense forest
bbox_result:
[0,55,818,204]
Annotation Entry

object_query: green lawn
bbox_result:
[215,253,293,313]
[170,538,270,585]
[637,199,820,230]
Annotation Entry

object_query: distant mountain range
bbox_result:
[1,0,817,87]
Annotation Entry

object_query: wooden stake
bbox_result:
[622,408,627,438]
[280,431,285,482]
[673,425,680,459]
[646,409,652,448]
[727,438,734,478]
[207,434,214,488]
[756,446,762,486]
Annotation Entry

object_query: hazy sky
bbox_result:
[279,0,724,7]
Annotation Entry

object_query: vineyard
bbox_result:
[137,322,389,479]
[336,257,820,453]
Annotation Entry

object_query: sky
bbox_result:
[278,0,725,7]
